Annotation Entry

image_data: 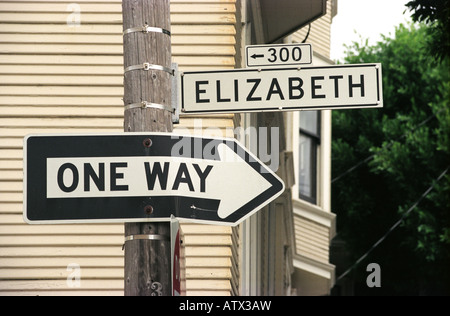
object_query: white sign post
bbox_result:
[180,63,383,114]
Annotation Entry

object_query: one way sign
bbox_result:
[24,133,285,226]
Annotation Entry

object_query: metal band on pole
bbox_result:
[125,63,174,76]
[125,234,170,242]
[125,101,173,113]
[123,25,171,36]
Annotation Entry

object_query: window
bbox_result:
[299,111,320,204]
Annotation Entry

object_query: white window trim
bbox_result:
[290,53,336,289]
[292,53,334,214]
[293,254,336,282]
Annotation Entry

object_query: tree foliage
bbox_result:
[405,0,450,61]
[332,23,450,295]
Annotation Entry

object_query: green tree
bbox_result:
[406,0,450,61]
[332,23,450,295]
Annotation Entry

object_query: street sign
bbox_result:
[180,63,383,114]
[24,133,285,226]
[246,43,312,68]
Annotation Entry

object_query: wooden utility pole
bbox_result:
[122,0,173,296]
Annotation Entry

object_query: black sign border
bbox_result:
[24,133,284,226]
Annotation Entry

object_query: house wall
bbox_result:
[0,0,338,296]
[291,0,336,58]
[0,0,238,296]
[289,1,338,294]
[236,0,337,296]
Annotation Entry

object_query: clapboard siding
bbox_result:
[0,0,237,296]
[294,215,330,264]
[292,0,333,58]
[289,1,336,290]
[179,223,233,295]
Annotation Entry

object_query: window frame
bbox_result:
[298,111,321,204]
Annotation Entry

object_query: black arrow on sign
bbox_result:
[251,54,264,59]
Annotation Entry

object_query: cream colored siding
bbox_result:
[286,1,337,294]
[294,216,329,263]
[182,224,233,296]
[291,0,334,58]
[0,0,237,296]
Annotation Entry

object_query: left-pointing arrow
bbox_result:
[251,53,264,59]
